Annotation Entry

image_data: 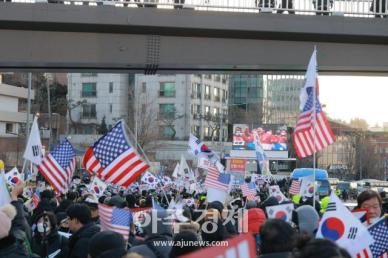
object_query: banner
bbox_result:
[233,124,288,151]
[230,159,246,173]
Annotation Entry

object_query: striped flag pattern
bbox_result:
[292,49,335,158]
[289,180,301,195]
[99,204,132,241]
[37,139,76,193]
[83,120,149,187]
[241,182,257,201]
[204,164,230,192]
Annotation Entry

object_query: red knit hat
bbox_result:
[247,208,266,234]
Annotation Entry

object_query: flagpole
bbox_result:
[312,47,317,209]
[22,73,33,178]
[122,120,170,206]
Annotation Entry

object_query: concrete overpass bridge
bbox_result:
[1,2,388,74]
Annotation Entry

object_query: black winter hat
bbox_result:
[88,231,126,258]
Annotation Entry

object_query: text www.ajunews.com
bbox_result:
[153,240,229,247]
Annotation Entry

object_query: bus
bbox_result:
[291,168,331,196]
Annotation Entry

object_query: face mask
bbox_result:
[37,223,50,233]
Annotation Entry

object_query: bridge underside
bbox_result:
[1,3,388,74]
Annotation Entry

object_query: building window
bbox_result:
[159,104,175,119]
[192,83,201,99]
[205,85,211,100]
[109,104,113,113]
[159,82,176,97]
[109,82,113,93]
[213,87,220,102]
[205,106,210,116]
[82,104,96,118]
[142,82,146,93]
[160,126,175,138]
[5,123,13,134]
[192,126,200,137]
[222,89,227,103]
[214,75,221,82]
[81,83,97,97]
[204,127,210,137]
[213,107,219,116]
[205,74,212,80]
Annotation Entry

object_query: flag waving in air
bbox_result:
[83,120,149,187]
[23,116,43,165]
[37,139,76,193]
[293,49,335,158]
[316,192,374,257]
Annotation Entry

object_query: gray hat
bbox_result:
[295,205,319,236]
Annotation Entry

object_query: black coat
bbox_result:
[31,230,69,258]
[0,235,30,258]
[68,223,100,258]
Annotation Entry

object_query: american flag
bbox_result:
[292,50,335,158]
[37,139,75,193]
[289,180,301,195]
[241,182,257,201]
[204,164,230,192]
[32,193,40,209]
[369,216,388,258]
[99,204,132,241]
[83,121,149,187]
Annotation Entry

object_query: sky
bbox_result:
[318,76,388,127]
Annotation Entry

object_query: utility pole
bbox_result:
[46,74,52,150]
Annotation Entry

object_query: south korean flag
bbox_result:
[316,193,374,257]
[5,167,22,186]
[141,171,159,189]
[89,177,107,197]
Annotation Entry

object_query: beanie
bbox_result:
[247,208,266,234]
[88,231,126,258]
[0,204,17,239]
[295,205,319,236]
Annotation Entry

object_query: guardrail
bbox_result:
[2,0,388,18]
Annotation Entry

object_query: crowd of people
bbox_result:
[0,173,387,258]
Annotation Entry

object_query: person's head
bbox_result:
[294,238,351,258]
[259,219,297,254]
[88,231,127,258]
[56,212,70,232]
[84,194,99,221]
[108,195,127,208]
[35,212,57,236]
[66,203,92,233]
[141,209,172,237]
[169,230,201,258]
[357,190,382,221]
[293,205,320,237]
[0,204,17,239]
[247,208,266,234]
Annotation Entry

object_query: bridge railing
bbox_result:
[4,0,387,18]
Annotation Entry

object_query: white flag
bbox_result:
[23,116,43,165]
[5,167,22,187]
[89,177,107,197]
[266,203,294,222]
[0,172,11,206]
[179,155,191,178]
[299,175,315,198]
[141,171,159,188]
[316,193,374,257]
[268,185,287,203]
[172,163,180,178]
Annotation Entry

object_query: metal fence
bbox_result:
[3,0,388,18]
